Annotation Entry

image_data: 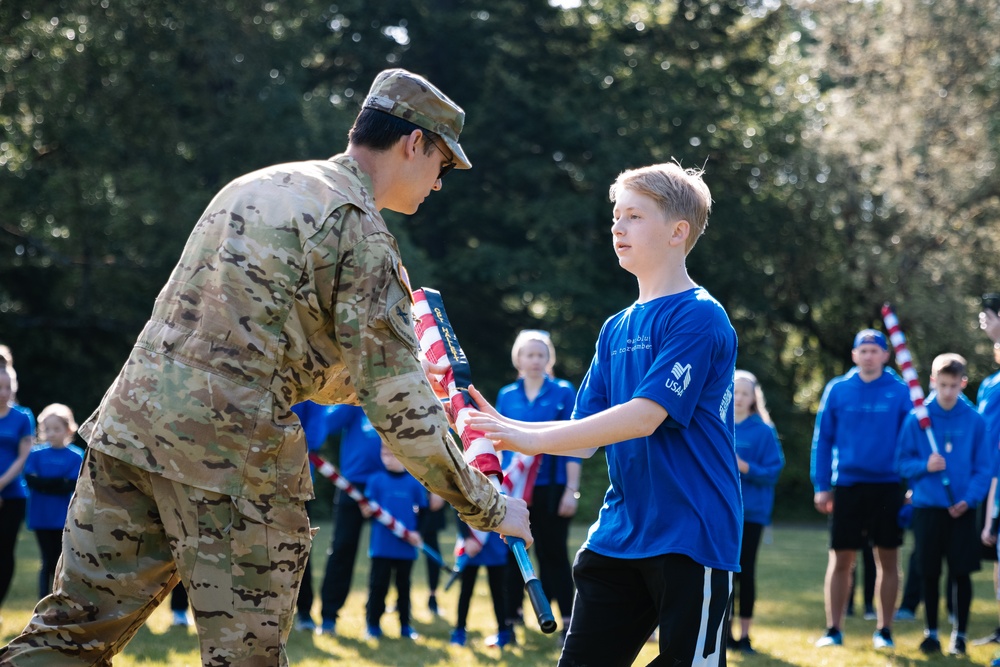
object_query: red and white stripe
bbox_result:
[309,453,419,545]
[411,289,503,480]
[882,304,932,431]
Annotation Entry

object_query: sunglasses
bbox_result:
[425,135,457,180]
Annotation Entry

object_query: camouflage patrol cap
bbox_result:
[363,68,472,170]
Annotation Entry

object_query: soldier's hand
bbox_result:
[497,495,533,548]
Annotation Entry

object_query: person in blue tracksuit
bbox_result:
[810,329,912,650]
[975,310,1000,648]
[318,404,386,635]
[728,370,784,654]
[896,353,992,656]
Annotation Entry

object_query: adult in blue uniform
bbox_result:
[318,404,385,635]
[495,329,579,645]
[811,329,911,650]
[0,361,33,620]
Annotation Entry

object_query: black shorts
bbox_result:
[830,483,904,550]
[559,550,730,667]
[912,507,981,576]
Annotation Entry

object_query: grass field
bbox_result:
[2,522,1000,666]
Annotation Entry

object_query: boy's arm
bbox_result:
[895,417,929,481]
[468,396,667,458]
[965,419,995,507]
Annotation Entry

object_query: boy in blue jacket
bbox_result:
[896,353,992,656]
[810,329,912,649]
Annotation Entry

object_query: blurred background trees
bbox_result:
[2,0,997,519]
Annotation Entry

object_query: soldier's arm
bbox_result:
[326,231,506,532]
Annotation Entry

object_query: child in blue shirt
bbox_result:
[896,353,993,656]
[470,162,739,667]
[363,444,427,640]
[449,521,510,648]
[729,370,784,654]
[23,404,85,598]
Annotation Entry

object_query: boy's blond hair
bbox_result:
[930,353,967,379]
[38,403,78,441]
[609,161,713,253]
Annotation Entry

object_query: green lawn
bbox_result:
[1,523,999,666]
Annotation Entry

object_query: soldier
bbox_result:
[0,68,531,667]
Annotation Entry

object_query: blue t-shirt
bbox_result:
[367,469,427,560]
[896,397,993,509]
[496,377,578,486]
[810,367,911,491]
[328,405,385,484]
[23,443,85,530]
[735,414,785,526]
[573,287,741,570]
[0,406,33,500]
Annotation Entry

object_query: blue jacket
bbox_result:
[811,367,911,492]
[896,397,992,508]
[735,414,784,525]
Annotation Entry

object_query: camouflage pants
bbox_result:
[0,450,312,666]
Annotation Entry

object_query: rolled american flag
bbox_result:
[308,453,447,569]
[411,287,556,634]
[882,303,954,504]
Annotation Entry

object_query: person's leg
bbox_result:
[35,529,63,599]
[171,584,189,612]
[558,550,659,667]
[0,497,26,608]
[738,522,764,646]
[650,553,731,666]
[825,550,856,631]
[319,487,365,626]
[161,484,311,667]
[913,508,945,645]
[365,557,391,632]
[873,547,899,632]
[396,559,414,633]
[486,564,508,633]
[863,540,877,616]
[418,507,443,610]
[502,549,524,628]
[953,574,972,635]
[456,565,479,629]
[899,547,922,614]
[295,498,315,625]
[0,453,176,666]
[532,485,575,627]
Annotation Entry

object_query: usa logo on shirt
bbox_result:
[666,362,692,397]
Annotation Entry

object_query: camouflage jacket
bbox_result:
[80,154,505,531]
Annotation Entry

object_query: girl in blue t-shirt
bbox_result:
[0,363,33,616]
[729,371,784,654]
[24,403,85,598]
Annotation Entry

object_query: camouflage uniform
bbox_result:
[0,70,503,666]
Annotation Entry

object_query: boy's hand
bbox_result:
[736,455,750,474]
[463,539,482,557]
[360,504,374,519]
[429,493,445,511]
[467,385,500,418]
[467,413,539,455]
[406,532,424,548]
[949,500,969,518]
[927,452,947,472]
[982,525,997,547]
[813,491,833,514]
[496,495,533,548]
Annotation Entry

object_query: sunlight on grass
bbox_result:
[2,523,999,665]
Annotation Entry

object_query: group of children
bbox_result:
[0,351,84,617]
